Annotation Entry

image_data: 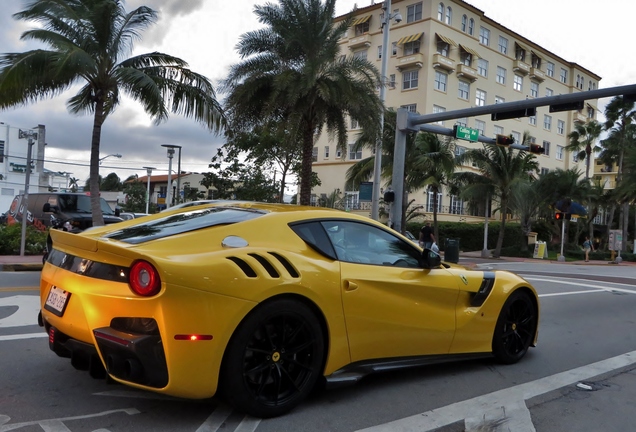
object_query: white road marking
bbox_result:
[0,333,47,341]
[94,389,182,401]
[0,408,139,432]
[0,295,40,328]
[525,277,636,295]
[539,289,606,297]
[195,405,233,432]
[234,416,261,432]
[357,349,636,432]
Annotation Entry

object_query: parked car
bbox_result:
[39,202,539,418]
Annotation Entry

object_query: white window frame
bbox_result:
[477,58,488,77]
[475,119,485,136]
[556,145,564,160]
[407,2,423,23]
[498,36,508,55]
[479,27,490,46]
[458,80,470,100]
[560,68,568,83]
[496,66,506,85]
[348,144,362,160]
[475,89,486,106]
[324,146,330,158]
[546,62,554,77]
[543,115,552,130]
[543,141,551,156]
[435,71,448,92]
[530,81,539,98]
[513,74,523,92]
[557,119,565,135]
[402,70,419,90]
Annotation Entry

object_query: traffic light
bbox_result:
[555,212,571,220]
[528,144,545,154]
[495,134,515,146]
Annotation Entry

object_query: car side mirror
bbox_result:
[421,248,442,269]
[115,208,121,217]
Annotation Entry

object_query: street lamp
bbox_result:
[371,0,402,221]
[142,166,155,213]
[161,144,182,206]
[18,128,37,256]
[99,153,122,165]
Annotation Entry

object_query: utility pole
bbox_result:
[18,129,37,256]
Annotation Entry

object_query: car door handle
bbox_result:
[344,281,358,291]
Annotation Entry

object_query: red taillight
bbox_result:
[128,260,161,297]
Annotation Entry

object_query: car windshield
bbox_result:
[102,207,265,244]
[58,195,115,215]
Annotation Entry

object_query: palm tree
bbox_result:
[68,177,79,192]
[0,0,224,226]
[455,144,539,258]
[566,120,602,179]
[223,0,383,206]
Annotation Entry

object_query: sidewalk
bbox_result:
[459,249,636,266]
[0,254,44,272]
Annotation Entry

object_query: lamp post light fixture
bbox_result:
[98,153,122,165]
[161,144,182,206]
[142,166,155,214]
[371,0,402,221]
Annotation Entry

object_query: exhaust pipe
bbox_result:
[124,358,143,381]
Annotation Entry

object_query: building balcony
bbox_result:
[348,34,371,50]
[530,67,545,82]
[456,64,478,81]
[513,60,530,75]
[573,111,587,123]
[432,54,455,73]
[396,52,424,71]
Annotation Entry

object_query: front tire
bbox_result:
[221,299,325,418]
[492,290,537,364]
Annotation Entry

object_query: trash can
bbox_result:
[444,238,460,263]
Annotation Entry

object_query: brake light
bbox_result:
[128,260,161,296]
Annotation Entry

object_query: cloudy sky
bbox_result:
[0,0,633,185]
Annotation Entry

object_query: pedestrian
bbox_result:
[419,221,435,249]
[583,236,594,262]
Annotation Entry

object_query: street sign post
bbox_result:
[454,125,479,142]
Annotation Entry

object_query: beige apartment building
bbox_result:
[311,0,600,222]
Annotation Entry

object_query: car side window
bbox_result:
[321,220,421,268]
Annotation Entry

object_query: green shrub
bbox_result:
[0,224,47,255]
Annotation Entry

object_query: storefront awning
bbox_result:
[351,15,371,26]
[436,33,458,47]
[460,44,481,58]
[397,32,424,45]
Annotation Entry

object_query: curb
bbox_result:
[0,263,44,272]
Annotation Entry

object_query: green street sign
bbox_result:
[454,125,479,142]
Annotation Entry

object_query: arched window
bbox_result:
[438,3,444,21]
[446,6,452,24]
[461,14,467,32]
[468,18,475,35]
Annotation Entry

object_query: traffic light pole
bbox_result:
[559,219,566,262]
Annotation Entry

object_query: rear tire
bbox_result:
[492,290,537,364]
[221,299,324,418]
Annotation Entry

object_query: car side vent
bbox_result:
[248,253,280,278]
[226,257,257,278]
[267,252,300,278]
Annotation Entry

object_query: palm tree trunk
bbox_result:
[299,124,314,206]
[90,101,106,226]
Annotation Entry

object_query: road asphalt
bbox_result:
[2,251,635,431]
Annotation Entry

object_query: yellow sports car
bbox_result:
[39,202,539,418]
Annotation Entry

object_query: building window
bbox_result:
[494,125,503,136]
[475,89,486,106]
[530,81,539,98]
[437,2,444,20]
[445,6,452,24]
[450,196,463,214]
[496,66,506,85]
[312,146,318,162]
[531,52,542,69]
[468,19,474,35]
[456,117,468,127]
[460,49,472,66]
[543,115,552,130]
[426,190,443,212]
[389,73,396,88]
[498,36,508,55]
[401,103,417,113]
[543,141,551,156]
[546,61,554,77]
[479,27,490,46]
[377,45,382,59]
[513,74,523,92]
[336,148,342,158]
[458,80,470,100]
[541,167,549,176]
[355,20,370,36]
[324,146,330,158]
[436,38,450,57]
[454,145,466,160]
[402,70,419,90]
[461,14,467,32]
[351,117,359,129]
[587,107,595,118]
[560,68,568,83]
[433,105,446,125]
[392,42,397,56]
[407,2,423,23]
[477,58,488,77]
[495,96,505,104]
[545,87,553,97]
[512,131,521,144]
[348,144,362,160]
[0,140,4,163]
[556,145,564,160]
[404,39,421,55]
[515,44,526,62]
[557,119,565,134]
[529,115,536,126]
[435,70,448,91]
[475,119,485,136]
[527,136,536,144]
[353,50,367,60]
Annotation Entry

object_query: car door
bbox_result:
[322,220,460,363]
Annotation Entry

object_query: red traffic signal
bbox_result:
[529,144,545,154]
[555,212,563,220]
[495,134,515,146]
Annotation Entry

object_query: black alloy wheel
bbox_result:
[492,290,537,364]
[221,299,325,418]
